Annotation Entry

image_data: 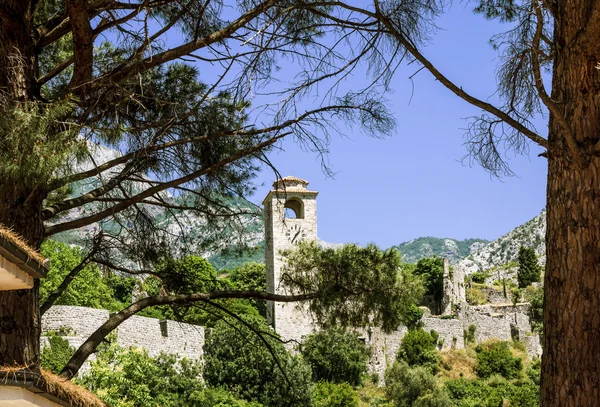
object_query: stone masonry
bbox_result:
[39,176,541,380]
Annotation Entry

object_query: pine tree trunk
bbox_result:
[0,1,42,369]
[541,2,600,405]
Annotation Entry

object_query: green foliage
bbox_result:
[397,329,440,373]
[0,101,85,190]
[79,345,204,407]
[281,242,425,333]
[385,361,452,407]
[191,388,264,407]
[511,287,522,306]
[470,272,486,284]
[105,275,136,305]
[464,325,476,344]
[465,288,486,305]
[225,262,267,317]
[301,328,371,386]
[40,240,121,311]
[312,382,358,407]
[445,377,539,407]
[527,358,541,385]
[203,315,312,407]
[517,247,541,288]
[149,256,262,325]
[405,305,425,330]
[475,341,523,379]
[412,257,444,312]
[524,286,544,335]
[40,333,76,374]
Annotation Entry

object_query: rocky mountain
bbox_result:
[391,237,489,264]
[456,210,546,276]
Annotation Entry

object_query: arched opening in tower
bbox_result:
[284,198,304,219]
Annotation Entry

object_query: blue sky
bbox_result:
[249,5,548,248]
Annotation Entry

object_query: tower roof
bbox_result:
[272,176,309,189]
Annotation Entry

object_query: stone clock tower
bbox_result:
[263,176,318,342]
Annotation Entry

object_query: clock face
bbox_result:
[285,224,307,244]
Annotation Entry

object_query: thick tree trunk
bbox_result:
[541,2,600,405]
[0,1,42,369]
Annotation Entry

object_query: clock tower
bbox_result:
[263,176,318,341]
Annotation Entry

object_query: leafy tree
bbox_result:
[78,344,204,407]
[1,1,597,403]
[280,242,425,333]
[312,382,359,407]
[0,0,395,374]
[412,257,445,314]
[203,315,312,407]
[226,262,267,317]
[385,361,452,407]
[517,247,542,288]
[301,328,371,386]
[475,341,523,379]
[40,240,120,311]
[397,329,440,373]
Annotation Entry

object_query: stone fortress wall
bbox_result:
[41,176,542,379]
[41,306,205,362]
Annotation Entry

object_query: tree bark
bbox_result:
[0,1,43,369]
[541,2,600,405]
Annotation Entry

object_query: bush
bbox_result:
[475,341,523,379]
[41,333,75,374]
[406,304,425,330]
[517,247,541,288]
[385,361,452,407]
[464,325,476,344]
[301,328,371,386]
[397,329,440,372]
[193,388,264,407]
[79,345,204,407]
[445,378,539,407]
[203,315,312,407]
[470,272,486,284]
[312,382,358,407]
[465,288,486,305]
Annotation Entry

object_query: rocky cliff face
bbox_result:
[455,210,546,275]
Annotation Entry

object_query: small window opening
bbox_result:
[284,199,304,219]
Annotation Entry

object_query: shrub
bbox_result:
[517,246,541,288]
[40,333,75,374]
[445,378,539,407]
[475,341,523,379]
[301,328,371,386]
[464,325,476,344]
[385,361,452,407]
[470,272,486,284]
[465,288,486,305]
[406,304,425,330]
[312,382,358,407]
[79,345,204,407]
[511,287,522,306]
[203,315,312,407]
[397,329,440,373]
